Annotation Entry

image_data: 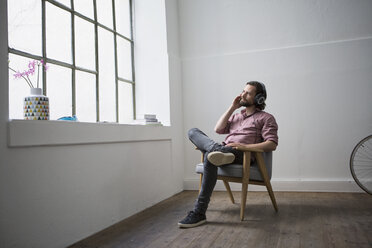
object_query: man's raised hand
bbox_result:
[232,95,242,110]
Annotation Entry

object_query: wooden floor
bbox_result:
[69,191,372,248]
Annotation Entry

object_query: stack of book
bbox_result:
[132,114,162,126]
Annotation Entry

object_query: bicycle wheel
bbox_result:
[350,135,372,195]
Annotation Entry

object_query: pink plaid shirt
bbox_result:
[216,109,278,145]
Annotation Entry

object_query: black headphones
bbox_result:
[253,81,267,106]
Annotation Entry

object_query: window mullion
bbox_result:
[118,77,134,84]
[129,0,136,120]
[71,0,76,116]
[76,67,97,75]
[42,0,47,95]
[93,0,100,122]
[8,48,43,61]
[112,0,119,123]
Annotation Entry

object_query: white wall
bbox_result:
[180,0,372,191]
[135,0,170,125]
[0,0,184,247]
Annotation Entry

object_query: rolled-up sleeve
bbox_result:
[216,114,235,134]
[262,115,278,144]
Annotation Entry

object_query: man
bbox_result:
[178,81,278,228]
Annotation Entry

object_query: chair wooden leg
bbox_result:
[240,151,251,221]
[255,152,278,212]
[199,174,203,193]
[265,181,278,212]
[240,182,248,220]
[223,180,235,204]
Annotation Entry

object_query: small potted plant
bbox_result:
[9,59,50,120]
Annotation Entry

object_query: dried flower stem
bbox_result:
[8,67,34,88]
[37,63,40,88]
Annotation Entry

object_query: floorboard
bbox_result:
[69,191,372,248]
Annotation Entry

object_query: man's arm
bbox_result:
[226,140,277,152]
[215,95,241,133]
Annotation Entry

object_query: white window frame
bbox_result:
[8,0,136,123]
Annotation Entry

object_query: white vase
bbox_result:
[24,88,49,120]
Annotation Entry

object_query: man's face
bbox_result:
[239,84,257,107]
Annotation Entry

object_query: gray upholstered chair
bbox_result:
[196,147,278,220]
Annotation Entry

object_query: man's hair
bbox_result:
[246,81,266,110]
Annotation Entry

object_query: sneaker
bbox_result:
[178,211,206,228]
[211,143,234,153]
[207,151,235,166]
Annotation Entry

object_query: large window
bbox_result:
[8,0,135,123]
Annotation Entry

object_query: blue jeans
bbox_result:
[188,128,243,214]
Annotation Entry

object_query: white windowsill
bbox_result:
[8,120,172,147]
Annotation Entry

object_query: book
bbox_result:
[131,114,162,126]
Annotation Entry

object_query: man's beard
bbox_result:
[239,99,254,107]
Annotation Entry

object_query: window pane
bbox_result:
[8,0,42,55]
[74,0,94,19]
[46,3,72,64]
[117,37,132,81]
[115,0,131,38]
[75,16,95,70]
[76,71,96,122]
[98,27,116,122]
[96,0,113,29]
[118,82,133,123]
[46,65,72,120]
[8,54,44,120]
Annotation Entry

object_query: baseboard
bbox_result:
[183,178,364,192]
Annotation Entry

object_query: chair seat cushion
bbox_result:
[196,151,272,181]
[196,162,265,181]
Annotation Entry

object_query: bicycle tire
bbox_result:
[350,135,372,195]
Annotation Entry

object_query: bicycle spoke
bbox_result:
[353,161,372,165]
[361,140,372,154]
[356,149,372,161]
[355,168,372,176]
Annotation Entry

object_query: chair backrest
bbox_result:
[262,151,273,179]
